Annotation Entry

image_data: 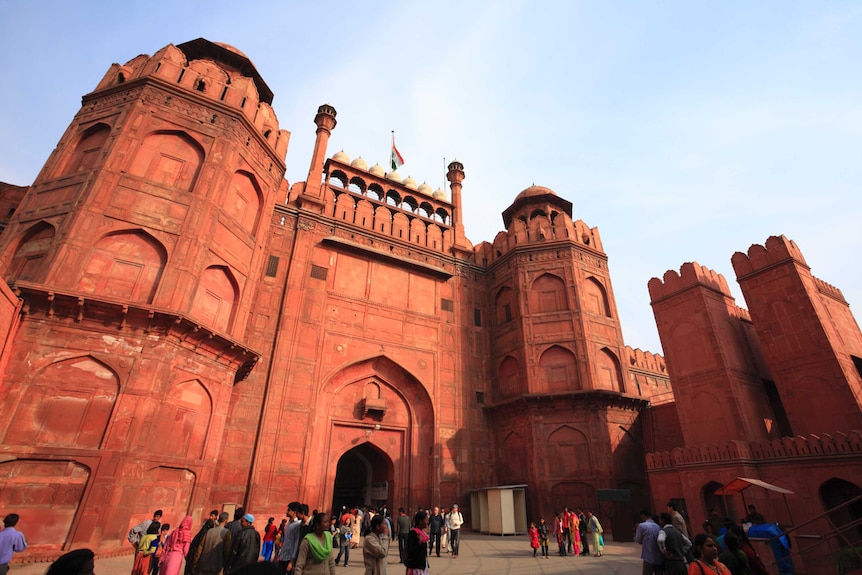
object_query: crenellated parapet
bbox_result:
[91,39,289,161]
[479,184,604,267]
[731,235,809,279]
[648,262,733,303]
[626,346,667,374]
[813,275,848,304]
[646,429,862,470]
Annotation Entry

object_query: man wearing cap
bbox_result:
[197,511,232,575]
[448,504,464,558]
[228,513,261,573]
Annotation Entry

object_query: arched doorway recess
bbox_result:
[331,443,394,511]
[307,356,435,513]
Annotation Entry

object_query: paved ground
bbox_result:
[10,533,644,575]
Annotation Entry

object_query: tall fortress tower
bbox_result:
[0,39,669,557]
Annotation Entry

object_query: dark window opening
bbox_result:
[475,391,485,405]
[241,97,247,108]
[852,355,862,380]
[264,129,272,138]
[117,72,126,83]
[504,304,512,323]
[195,80,206,92]
[220,86,228,100]
[177,69,185,83]
[265,255,279,278]
[310,265,328,280]
[441,299,454,312]
[474,308,481,327]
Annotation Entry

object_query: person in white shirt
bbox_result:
[448,504,464,558]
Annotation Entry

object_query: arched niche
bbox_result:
[548,426,591,475]
[5,356,119,449]
[495,286,516,326]
[584,277,611,317]
[58,123,111,176]
[7,221,55,282]
[190,265,239,333]
[335,193,355,222]
[538,345,578,393]
[76,230,167,303]
[498,356,521,398]
[226,171,262,234]
[355,199,374,229]
[150,379,212,459]
[819,477,862,542]
[530,273,568,313]
[128,131,204,192]
[596,347,622,392]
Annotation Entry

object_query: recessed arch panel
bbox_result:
[128,131,204,192]
[77,230,167,303]
[190,265,239,333]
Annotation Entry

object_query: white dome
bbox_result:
[331,150,350,163]
[385,170,402,183]
[432,188,447,201]
[402,175,418,189]
[350,157,368,170]
[417,182,433,195]
[369,163,385,177]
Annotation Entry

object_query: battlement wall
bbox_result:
[731,235,809,278]
[625,346,667,374]
[480,215,603,267]
[646,429,862,470]
[813,275,848,304]
[92,43,289,160]
[648,262,733,302]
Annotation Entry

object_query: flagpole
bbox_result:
[391,130,394,172]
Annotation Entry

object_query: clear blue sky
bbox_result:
[1,0,860,354]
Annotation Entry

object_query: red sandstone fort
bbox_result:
[0,39,859,570]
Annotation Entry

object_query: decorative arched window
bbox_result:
[150,379,211,459]
[128,131,204,192]
[531,273,568,313]
[584,277,611,317]
[548,426,590,475]
[61,123,111,175]
[596,348,622,392]
[77,231,167,303]
[226,171,262,234]
[190,265,238,333]
[7,222,55,282]
[539,345,578,393]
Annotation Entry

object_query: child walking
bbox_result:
[537,517,550,558]
[529,522,540,557]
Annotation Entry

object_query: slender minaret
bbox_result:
[300,103,337,211]
[446,159,471,255]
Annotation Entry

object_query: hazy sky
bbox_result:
[1,0,860,354]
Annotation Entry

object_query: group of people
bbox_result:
[635,501,792,575]
[526,507,603,558]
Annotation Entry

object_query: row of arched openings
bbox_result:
[328,170,451,225]
[497,345,622,397]
[8,223,239,333]
[495,274,612,326]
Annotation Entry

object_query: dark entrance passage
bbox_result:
[331,443,393,513]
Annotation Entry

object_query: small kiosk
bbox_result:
[469,484,528,535]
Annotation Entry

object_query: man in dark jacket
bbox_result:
[428,507,444,558]
[228,513,261,573]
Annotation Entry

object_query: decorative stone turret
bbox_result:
[301,104,338,210]
[446,160,470,255]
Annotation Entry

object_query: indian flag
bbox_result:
[391,134,405,171]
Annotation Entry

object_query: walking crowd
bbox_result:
[119,501,468,575]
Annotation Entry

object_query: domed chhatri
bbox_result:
[350,157,368,171]
[331,150,350,163]
[417,182,433,195]
[402,175,418,190]
[432,188,447,201]
[385,170,402,183]
[369,163,385,177]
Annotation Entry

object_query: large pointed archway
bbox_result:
[305,355,436,513]
[331,443,394,512]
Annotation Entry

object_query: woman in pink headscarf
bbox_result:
[159,516,193,575]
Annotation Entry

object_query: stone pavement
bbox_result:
[10,533,644,575]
